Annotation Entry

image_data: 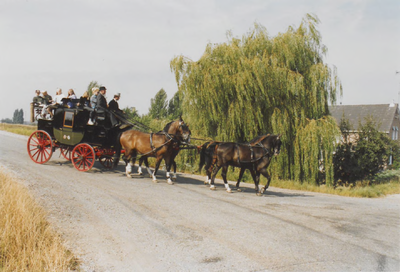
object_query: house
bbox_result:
[329,103,400,144]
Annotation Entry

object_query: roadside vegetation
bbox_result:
[0,168,78,271]
[0,123,36,136]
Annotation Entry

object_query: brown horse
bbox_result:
[198,135,271,187]
[137,131,182,181]
[209,134,281,195]
[117,117,191,184]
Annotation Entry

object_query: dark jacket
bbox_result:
[42,94,52,105]
[96,93,107,109]
[33,95,44,104]
[108,99,121,113]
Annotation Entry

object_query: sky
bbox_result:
[0,0,399,121]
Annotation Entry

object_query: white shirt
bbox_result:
[54,93,66,104]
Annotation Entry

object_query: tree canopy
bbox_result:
[149,88,168,119]
[170,14,342,185]
[12,109,24,124]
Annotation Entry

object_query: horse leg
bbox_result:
[143,157,153,177]
[165,158,174,185]
[123,152,133,178]
[236,168,246,192]
[210,165,221,191]
[171,160,177,181]
[259,168,271,194]
[221,165,231,193]
[152,157,163,183]
[204,161,213,185]
[127,153,137,178]
[250,169,263,196]
[138,156,145,175]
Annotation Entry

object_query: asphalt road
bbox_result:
[1,130,399,271]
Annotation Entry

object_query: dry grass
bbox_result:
[0,123,36,136]
[0,169,78,271]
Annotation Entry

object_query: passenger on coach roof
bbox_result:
[96,86,108,109]
[40,91,53,119]
[32,90,43,105]
[65,88,77,108]
[46,88,65,118]
[88,87,99,125]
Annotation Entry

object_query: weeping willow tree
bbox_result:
[170,14,342,185]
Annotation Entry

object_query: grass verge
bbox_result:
[0,168,79,271]
[266,178,400,198]
[0,123,36,136]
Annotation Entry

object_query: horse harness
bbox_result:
[147,131,175,155]
[235,142,271,164]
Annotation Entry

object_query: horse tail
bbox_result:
[198,142,209,173]
[113,132,123,168]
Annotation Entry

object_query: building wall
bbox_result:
[389,109,400,144]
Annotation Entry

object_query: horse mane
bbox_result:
[249,134,270,145]
[162,121,174,133]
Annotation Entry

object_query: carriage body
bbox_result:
[27,106,125,171]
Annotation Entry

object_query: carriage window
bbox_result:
[63,111,74,128]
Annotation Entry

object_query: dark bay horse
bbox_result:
[117,117,191,184]
[198,135,272,188]
[209,134,281,195]
[198,141,223,184]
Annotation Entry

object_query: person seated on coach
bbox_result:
[95,86,118,127]
[94,86,109,124]
[108,92,125,116]
[31,90,44,120]
[32,90,44,105]
[108,92,127,127]
[40,91,53,119]
[77,91,90,109]
[66,88,77,108]
[88,87,99,125]
[47,88,65,118]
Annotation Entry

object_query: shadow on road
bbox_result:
[44,161,312,198]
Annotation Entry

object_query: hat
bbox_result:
[99,86,107,91]
[115,93,120,97]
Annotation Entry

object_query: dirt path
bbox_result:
[1,130,400,271]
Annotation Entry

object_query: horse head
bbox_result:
[164,116,191,143]
[254,134,282,156]
[272,134,282,156]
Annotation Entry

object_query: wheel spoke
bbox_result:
[71,143,95,172]
[27,130,53,164]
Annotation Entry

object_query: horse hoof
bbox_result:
[210,187,216,191]
[153,179,158,183]
[167,180,174,185]
[126,173,132,178]
[237,188,242,192]
[227,189,232,193]
[256,192,263,196]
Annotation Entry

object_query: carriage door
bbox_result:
[63,111,74,128]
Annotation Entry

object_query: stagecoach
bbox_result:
[27,103,131,172]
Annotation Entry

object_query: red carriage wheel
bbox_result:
[99,148,116,169]
[60,146,72,161]
[71,143,95,172]
[27,130,53,164]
